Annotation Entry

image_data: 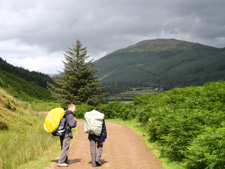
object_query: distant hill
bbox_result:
[94,39,225,90]
[0,57,53,88]
[0,71,52,100]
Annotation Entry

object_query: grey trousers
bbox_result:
[58,134,70,164]
[89,139,103,167]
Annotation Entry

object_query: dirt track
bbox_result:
[52,121,165,169]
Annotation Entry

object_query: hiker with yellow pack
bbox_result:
[44,104,77,167]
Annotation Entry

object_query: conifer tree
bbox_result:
[48,40,103,107]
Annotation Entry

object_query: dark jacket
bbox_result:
[88,120,107,142]
[65,110,77,138]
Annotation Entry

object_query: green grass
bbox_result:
[107,118,185,169]
[0,88,69,169]
[1,111,78,169]
[0,114,59,169]
[17,128,78,169]
[0,71,52,100]
[27,100,60,112]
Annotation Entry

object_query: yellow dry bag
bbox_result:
[44,107,65,133]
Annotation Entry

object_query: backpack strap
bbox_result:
[64,110,75,117]
[64,110,75,134]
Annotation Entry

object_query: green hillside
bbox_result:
[0,71,52,100]
[94,39,225,90]
[0,88,59,169]
[0,57,53,88]
[0,87,35,132]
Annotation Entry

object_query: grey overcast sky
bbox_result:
[0,0,225,74]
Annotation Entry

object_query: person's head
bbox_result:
[95,108,101,112]
[68,104,76,113]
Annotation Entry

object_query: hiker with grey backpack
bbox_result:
[84,108,107,167]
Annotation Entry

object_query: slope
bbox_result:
[0,57,53,88]
[0,87,59,169]
[0,71,52,100]
[0,87,36,132]
[94,39,225,90]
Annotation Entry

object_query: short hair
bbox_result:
[95,108,101,112]
[68,104,75,109]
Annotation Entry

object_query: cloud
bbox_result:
[0,40,64,74]
[0,0,225,74]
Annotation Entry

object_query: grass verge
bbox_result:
[0,114,58,169]
[17,127,78,169]
[107,118,185,169]
[25,100,60,112]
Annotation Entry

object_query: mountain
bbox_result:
[0,57,53,88]
[94,39,225,90]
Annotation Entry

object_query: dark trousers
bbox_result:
[89,139,103,167]
[58,134,70,164]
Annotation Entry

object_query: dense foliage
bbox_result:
[0,57,53,88]
[133,81,225,168]
[94,39,225,90]
[185,127,225,169]
[48,40,104,107]
[75,101,136,120]
[0,71,52,100]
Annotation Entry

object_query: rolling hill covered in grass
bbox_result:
[94,39,225,90]
[0,57,53,88]
[0,71,52,100]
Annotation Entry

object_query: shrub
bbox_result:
[76,104,94,118]
[99,101,137,120]
[99,101,125,118]
[185,127,225,169]
[134,81,225,163]
[157,109,205,161]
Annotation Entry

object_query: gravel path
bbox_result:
[52,121,165,169]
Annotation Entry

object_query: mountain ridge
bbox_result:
[112,39,219,53]
[94,39,225,90]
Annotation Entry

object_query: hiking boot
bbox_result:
[96,160,102,166]
[58,163,69,167]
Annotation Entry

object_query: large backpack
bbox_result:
[84,110,104,136]
[44,107,65,133]
[52,117,67,136]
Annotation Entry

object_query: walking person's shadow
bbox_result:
[68,159,82,164]
[88,159,108,167]
[51,158,81,165]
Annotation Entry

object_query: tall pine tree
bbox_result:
[48,40,103,107]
